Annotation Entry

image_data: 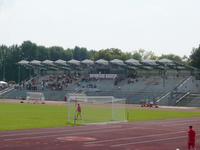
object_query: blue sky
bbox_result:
[0,0,200,56]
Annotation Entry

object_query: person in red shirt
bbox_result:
[64,96,67,102]
[76,103,82,120]
[188,126,196,150]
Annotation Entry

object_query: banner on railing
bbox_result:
[89,74,117,79]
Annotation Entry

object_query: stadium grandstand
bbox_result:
[1,58,200,107]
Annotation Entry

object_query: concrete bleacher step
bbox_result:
[176,93,200,107]
[2,75,198,106]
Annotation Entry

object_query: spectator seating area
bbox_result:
[3,73,198,105]
[1,58,199,106]
[157,76,200,106]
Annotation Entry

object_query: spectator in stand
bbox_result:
[64,96,67,102]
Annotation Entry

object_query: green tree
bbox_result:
[0,40,196,82]
[190,45,200,69]
[20,41,37,60]
[73,46,89,60]
[49,46,65,60]
[159,54,183,62]
[64,49,73,61]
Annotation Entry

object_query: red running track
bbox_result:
[0,118,200,150]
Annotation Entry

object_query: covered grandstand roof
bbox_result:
[157,58,174,66]
[42,60,54,65]
[18,60,29,65]
[110,59,124,65]
[17,58,195,71]
[96,59,109,65]
[141,59,158,66]
[81,59,94,65]
[30,60,41,65]
[158,58,173,63]
[125,59,141,66]
[54,59,67,65]
[68,59,80,65]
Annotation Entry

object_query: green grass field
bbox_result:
[0,102,200,131]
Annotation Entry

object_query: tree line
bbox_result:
[0,41,199,82]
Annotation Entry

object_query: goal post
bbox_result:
[111,98,127,122]
[66,93,127,125]
[26,92,45,104]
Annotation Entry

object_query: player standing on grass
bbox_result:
[76,103,82,120]
[188,126,196,150]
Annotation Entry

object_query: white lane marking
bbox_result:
[161,121,200,127]
[1,119,200,141]
[0,125,122,137]
[2,126,174,142]
[1,119,199,137]
[2,126,141,141]
[111,136,186,147]
[84,144,104,147]
[85,130,186,145]
[139,119,200,126]
[111,134,200,147]
[152,118,200,123]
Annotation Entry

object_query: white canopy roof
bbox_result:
[141,59,158,66]
[96,59,109,65]
[158,58,173,63]
[125,59,141,66]
[54,59,66,65]
[0,81,8,85]
[110,59,123,63]
[81,59,94,65]
[68,59,80,65]
[110,59,124,64]
[18,60,29,65]
[30,60,41,65]
[17,58,189,71]
[42,60,54,65]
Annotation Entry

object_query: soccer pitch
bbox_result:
[1,102,200,131]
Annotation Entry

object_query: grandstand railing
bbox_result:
[173,76,192,91]
[0,86,14,96]
[157,76,193,105]
[175,91,191,104]
[156,91,171,103]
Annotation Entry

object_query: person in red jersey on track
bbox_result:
[188,126,196,150]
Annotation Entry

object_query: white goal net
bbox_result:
[66,93,127,125]
[26,92,45,104]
